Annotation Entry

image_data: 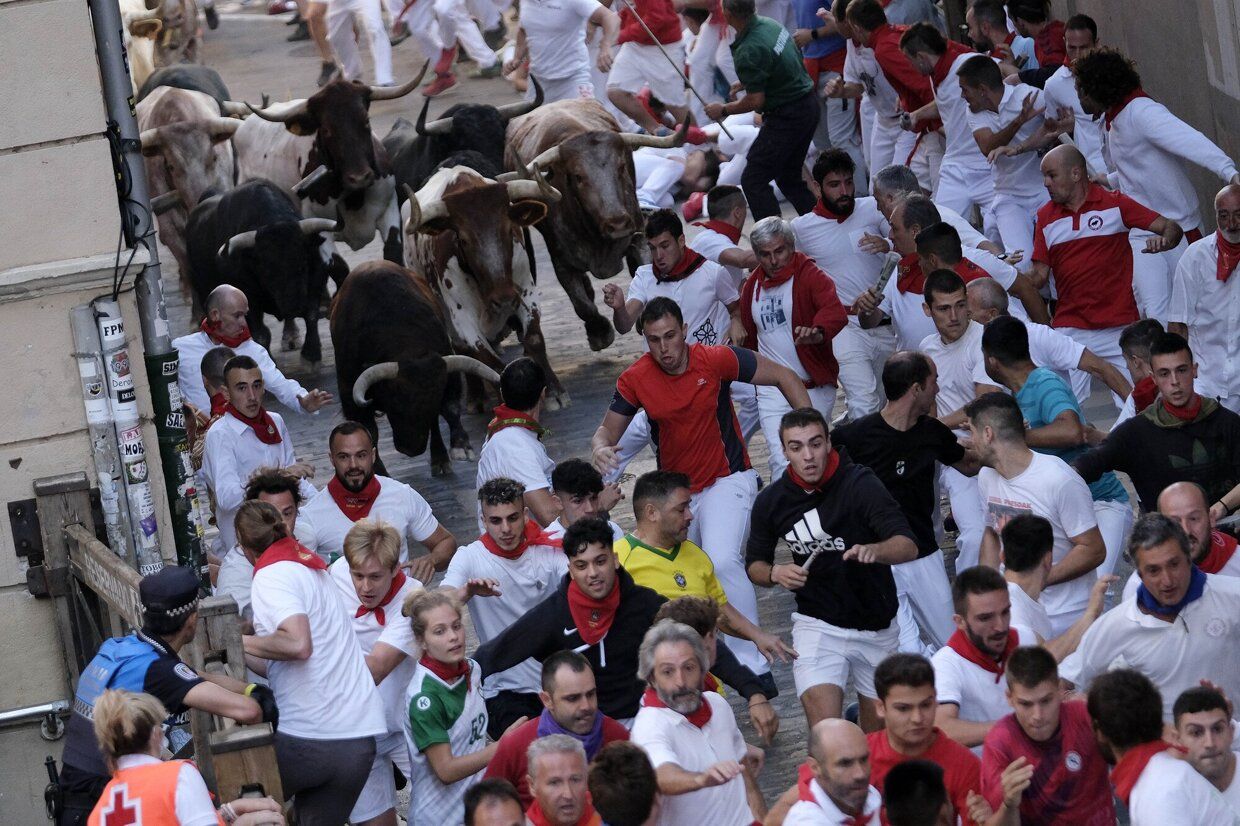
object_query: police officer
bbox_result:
[56,566,277,825]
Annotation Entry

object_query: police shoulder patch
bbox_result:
[174,663,198,682]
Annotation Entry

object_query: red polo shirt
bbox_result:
[867,728,981,826]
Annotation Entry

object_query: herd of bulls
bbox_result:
[135,57,687,474]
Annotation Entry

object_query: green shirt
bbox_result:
[729,15,813,112]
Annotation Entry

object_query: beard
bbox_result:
[339,469,373,492]
[823,193,856,217]
[657,686,703,715]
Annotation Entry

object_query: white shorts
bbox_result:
[350,730,413,822]
[607,41,687,106]
[791,612,899,699]
[529,70,596,103]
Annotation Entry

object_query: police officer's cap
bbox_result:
[139,566,200,618]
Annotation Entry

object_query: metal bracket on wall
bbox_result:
[11,492,109,597]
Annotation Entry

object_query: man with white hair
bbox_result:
[869,164,1001,256]
[630,620,761,826]
[524,735,602,826]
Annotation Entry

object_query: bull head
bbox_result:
[218,218,339,258]
[244,61,429,135]
[352,356,499,407]
[140,116,239,153]
[521,112,690,172]
[414,76,545,137]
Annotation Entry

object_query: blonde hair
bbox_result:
[93,689,167,770]
[235,500,289,554]
[343,519,401,571]
[402,590,462,641]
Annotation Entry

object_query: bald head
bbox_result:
[810,718,868,762]
[967,278,1009,324]
[205,285,250,340]
[207,284,247,315]
[1043,144,1086,175]
[1040,145,1089,206]
[1157,481,1212,562]
[1217,185,1240,244]
[809,719,872,814]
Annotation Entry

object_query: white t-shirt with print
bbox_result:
[752,278,808,379]
[296,475,439,563]
[629,258,738,349]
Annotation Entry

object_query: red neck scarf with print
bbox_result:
[692,220,742,245]
[1197,531,1239,575]
[1163,394,1202,422]
[953,258,990,283]
[480,519,562,561]
[1131,375,1157,414]
[895,253,925,294]
[253,536,327,575]
[642,687,713,728]
[225,403,282,445]
[945,628,1018,683]
[200,316,251,348]
[931,41,975,85]
[567,578,621,644]
[209,392,227,418]
[328,474,380,521]
[788,450,841,494]
[355,570,406,626]
[486,404,548,440]
[419,653,469,688]
[655,248,708,283]
[1112,740,1182,807]
[1217,232,1240,282]
[526,798,602,826]
[812,198,855,222]
[1104,87,1150,129]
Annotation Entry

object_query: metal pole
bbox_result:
[88,0,207,583]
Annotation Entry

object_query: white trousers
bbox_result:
[1130,231,1190,324]
[716,118,761,187]
[686,22,736,125]
[834,320,896,421]
[758,383,838,477]
[893,549,955,654]
[404,0,496,67]
[991,192,1043,258]
[812,73,868,195]
[1060,326,1131,412]
[634,147,687,210]
[588,35,638,130]
[933,161,995,236]
[688,470,767,673]
[527,70,595,103]
[867,111,903,175]
[329,0,393,85]
[907,129,944,195]
[940,464,984,571]
[465,0,507,30]
[1094,497,1135,579]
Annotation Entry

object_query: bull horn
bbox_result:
[138,126,163,150]
[150,191,180,215]
[506,178,560,204]
[207,117,242,139]
[495,171,519,182]
[299,218,340,235]
[294,165,331,197]
[416,95,453,136]
[403,193,449,235]
[246,97,309,123]
[219,100,251,117]
[443,355,500,384]
[620,114,689,150]
[219,230,257,257]
[402,184,420,231]
[369,60,429,101]
[353,362,400,406]
[495,76,543,123]
[527,144,562,170]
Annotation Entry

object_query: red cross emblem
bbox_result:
[101,784,141,826]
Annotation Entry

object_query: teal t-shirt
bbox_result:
[1015,368,1128,503]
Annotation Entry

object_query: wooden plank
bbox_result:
[65,523,143,629]
[209,725,284,805]
[34,473,94,690]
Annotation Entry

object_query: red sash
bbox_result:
[419,654,469,688]
[1163,394,1203,422]
[945,628,1017,683]
[355,570,406,626]
[328,475,380,521]
[208,392,227,417]
[1131,375,1157,414]
[895,253,925,294]
[253,537,327,575]
[811,199,854,221]
[788,450,840,494]
[225,403,282,445]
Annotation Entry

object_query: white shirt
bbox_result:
[1169,234,1240,398]
[250,559,386,739]
[967,83,1047,200]
[1007,581,1053,641]
[296,475,439,564]
[328,557,423,733]
[921,321,985,433]
[752,278,808,380]
[844,39,900,119]
[1122,546,1240,601]
[971,318,1088,402]
[112,754,219,826]
[933,51,992,170]
[516,0,598,80]
[631,692,751,826]
[1222,770,1240,813]
[173,331,307,413]
[689,228,746,288]
[629,258,738,349]
[1042,65,1108,178]
[440,539,566,694]
[545,517,624,541]
[475,426,556,528]
[1103,96,1238,231]
[200,410,312,551]
[791,197,887,306]
[784,780,882,826]
[1060,576,1240,720]
[881,249,1019,351]
[1128,751,1240,826]
[977,452,1099,623]
[931,624,1038,749]
[214,546,254,619]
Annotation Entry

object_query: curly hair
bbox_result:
[1073,47,1141,110]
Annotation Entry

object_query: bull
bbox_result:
[403,161,568,410]
[119,0,163,93]
[333,260,500,476]
[152,0,200,69]
[138,86,239,315]
[185,180,348,364]
[505,99,685,351]
[137,65,250,116]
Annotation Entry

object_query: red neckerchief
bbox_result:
[253,536,328,575]
[486,404,548,439]
[953,258,990,283]
[896,253,924,294]
[1132,376,1157,413]
[419,653,470,688]
[525,797,602,826]
[692,220,742,245]
[200,316,252,348]
[703,673,722,694]
[931,41,975,85]
[788,450,841,494]
[655,248,708,283]
[945,628,1018,683]
[224,402,282,445]
[755,251,814,299]
[1197,531,1239,574]
[567,578,621,644]
[1163,394,1203,422]
[1217,232,1240,282]
[812,198,855,221]
[328,474,381,521]
[1103,87,1150,130]
[641,687,713,728]
[355,570,406,626]
[209,392,227,417]
[989,31,1016,58]
[1112,740,1182,807]
[796,763,868,825]
[480,519,562,561]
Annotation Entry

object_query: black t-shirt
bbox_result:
[745,456,916,631]
[833,413,965,558]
